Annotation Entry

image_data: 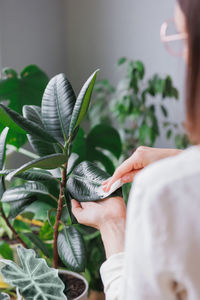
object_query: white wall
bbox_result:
[64,0,186,147]
[0,0,66,77]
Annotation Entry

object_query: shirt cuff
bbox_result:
[100,252,124,294]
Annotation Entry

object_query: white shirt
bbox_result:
[100,146,200,300]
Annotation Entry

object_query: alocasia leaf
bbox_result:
[0,245,67,300]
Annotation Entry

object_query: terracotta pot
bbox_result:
[59,270,89,300]
[88,290,105,300]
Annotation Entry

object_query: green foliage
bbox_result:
[0,246,66,299]
[0,241,13,260]
[0,69,124,295]
[57,226,86,272]
[88,58,188,157]
[0,65,49,148]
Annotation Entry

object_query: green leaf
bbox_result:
[86,148,115,175]
[0,104,57,144]
[0,65,49,148]
[69,70,99,136]
[0,169,58,182]
[1,181,55,218]
[42,73,76,144]
[118,57,127,65]
[24,232,53,258]
[0,127,9,169]
[67,161,122,202]
[23,105,57,156]
[6,153,66,181]
[0,292,10,300]
[167,129,172,139]
[0,241,13,260]
[57,226,86,272]
[39,220,54,240]
[0,245,66,300]
[86,124,122,159]
[160,105,168,117]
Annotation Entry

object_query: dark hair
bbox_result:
[178,0,200,143]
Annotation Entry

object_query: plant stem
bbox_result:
[53,163,67,268]
[0,207,27,248]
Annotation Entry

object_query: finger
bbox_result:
[71,199,83,215]
[121,170,141,183]
[104,158,133,192]
[101,177,111,185]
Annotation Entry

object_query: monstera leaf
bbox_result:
[0,65,49,147]
[0,292,10,300]
[67,161,122,201]
[42,74,76,145]
[0,245,67,300]
[57,226,86,272]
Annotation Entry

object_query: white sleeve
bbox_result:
[100,173,181,300]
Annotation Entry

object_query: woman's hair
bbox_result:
[178,0,200,143]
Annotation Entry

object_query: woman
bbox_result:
[71,1,200,299]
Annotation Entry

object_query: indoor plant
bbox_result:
[0,70,122,299]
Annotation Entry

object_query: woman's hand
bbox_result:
[71,197,126,258]
[102,146,182,192]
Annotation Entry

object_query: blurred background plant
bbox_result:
[87,57,190,159]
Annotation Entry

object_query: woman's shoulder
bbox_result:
[134,145,200,191]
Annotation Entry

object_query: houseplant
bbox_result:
[0,70,123,299]
[88,57,189,157]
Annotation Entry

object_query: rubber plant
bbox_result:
[0,70,122,299]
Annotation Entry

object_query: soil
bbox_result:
[59,273,86,300]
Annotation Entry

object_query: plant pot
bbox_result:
[59,270,88,300]
[88,290,105,300]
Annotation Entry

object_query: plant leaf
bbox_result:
[0,104,57,144]
[24,232,52,258]
[0,245,66,300]
[6,153,66,181]
[0,169,58,182]
[0,292,10,300]
[1,181,55,218]
[0,127,8,199]
[67,161,122,201]
[86,124,122,159]
[42,74,76,144]
[57,226,86,272]
[23,105,57,156]
[69,70,99,136]
[0,241,13,260]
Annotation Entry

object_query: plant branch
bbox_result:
[53,162,67,268]
[0,207,27,248]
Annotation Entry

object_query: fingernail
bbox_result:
[122,175,130,182]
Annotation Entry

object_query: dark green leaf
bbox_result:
[1,246,66,299]
[160,105,168,117]
[24,232,52,258]
[86,148,115,175]
[6,153,66,181]
[167,129,172,139]
[69,70,99,136]
[57,226,86,272]
[1,181,55,218]
[42,73,76,144]
[0,127,9,169]
[0,169,58,182]
[23,105,57,156]
[0,292,10,300]
[67,161,122,202]
[0,241,13,260]
[0,104,57,143]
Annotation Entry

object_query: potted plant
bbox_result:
[0,70,122,299]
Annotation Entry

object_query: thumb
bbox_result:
[121,170,140,183]
[71,199,83,218]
